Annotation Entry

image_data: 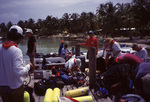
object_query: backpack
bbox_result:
[96,57,106,73]
[101,63,130,90]
[34,79,55,96]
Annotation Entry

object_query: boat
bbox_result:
[24,57,66,69]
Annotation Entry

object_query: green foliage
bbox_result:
[0,0,150,38]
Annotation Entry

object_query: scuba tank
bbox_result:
[24,91,30,102]
[44,88,60,102]
[43,88,53,102]
[65,87,89,98]
[52,88,60,102]
[73,95,93,102]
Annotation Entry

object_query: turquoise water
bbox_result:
[0,37,87,59]
[1,37,150,59]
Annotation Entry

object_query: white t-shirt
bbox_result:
[0,44,30,89]
[65,58,75,69]
[134,48,147,61]
[106,42,122,58]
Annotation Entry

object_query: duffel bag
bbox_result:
[60,75,72,85]
[34,79,55,96]
[50,77,65,89]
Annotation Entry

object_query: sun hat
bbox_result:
[25,29,33,34]
[131,43,138,50]
[75,59,81,68]
[88,30,94,34]
[9,25,23,35]
[105,38,113,46]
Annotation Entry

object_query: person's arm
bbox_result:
[13,48,32,77]
[68,68,72,75]
[77,67,81,73]
[79,38,88,46]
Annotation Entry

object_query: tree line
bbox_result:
[0,0,150,40]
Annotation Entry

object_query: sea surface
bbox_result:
[1,37,150,59]
[0,37,87,59]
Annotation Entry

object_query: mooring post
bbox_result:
[89,47,96,89]
[75,44,80,58]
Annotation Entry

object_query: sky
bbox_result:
[0,0,132,24]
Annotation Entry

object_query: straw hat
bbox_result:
[75,59,81,68]
[105,38,113,46]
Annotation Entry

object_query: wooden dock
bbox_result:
[26,74,113,102]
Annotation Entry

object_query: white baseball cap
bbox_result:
[25,29,33,34]
[9,25,23,35]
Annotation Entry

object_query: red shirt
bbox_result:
[116,53,143,65]
[80,37,98,52]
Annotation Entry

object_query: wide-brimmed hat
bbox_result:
[131,43,138,50]
[105,38,113,46]
[75,59,81,68]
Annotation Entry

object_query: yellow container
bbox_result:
[43,88,53,102]
[24,91,30,102]
[73,95,93,102]
[65,87,89,98]
[52,88,60,102]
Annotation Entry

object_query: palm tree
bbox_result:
[79,12,90,33]
[101,2,117,37]
[70,13,79,34]
[87,12,96,31]
[0,23,7,37]
[121,11,139,40]
[132,0,150,38]
[18,20,25,30]
[62,13,71,32]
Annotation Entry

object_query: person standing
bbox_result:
[0,25,34,102]
[79,30,98,59]
[132,43,148,61]
[26,29,36,70]
[58,40,64,56]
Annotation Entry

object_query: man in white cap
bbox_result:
[26,29,36,70]
[65,58,81,74]
[0,25,34,102]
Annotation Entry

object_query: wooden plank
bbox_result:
[26,73,109,102]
